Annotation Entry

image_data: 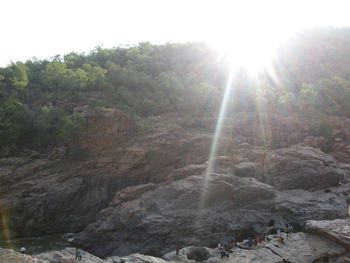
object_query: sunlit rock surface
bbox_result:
[36,247,106,263]
[0,248,49,263]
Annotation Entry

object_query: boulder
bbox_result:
[305,219,350,250]
[234,162,258,178]
[163,246,216,262]
[265,146,345,190]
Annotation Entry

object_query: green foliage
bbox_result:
[0,98,84,154]
[44,61,88,91]
[10,62,28,91]
[1,34,350,154]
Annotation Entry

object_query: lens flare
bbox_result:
[198,69,235,210]
[0,204,12,245]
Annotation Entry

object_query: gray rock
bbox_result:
[74,170,350,257]
[305,219,350,249]
[36,247,106,263]
[0,248,49,263]
[107,253,170,263]
[234,162,259,178]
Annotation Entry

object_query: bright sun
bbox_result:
[213,26,293,76]
[203,0,299,77]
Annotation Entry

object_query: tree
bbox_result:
[10,62,28,91]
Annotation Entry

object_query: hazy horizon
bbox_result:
[2,0,350,66]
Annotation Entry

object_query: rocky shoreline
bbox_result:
[1,219,349,263]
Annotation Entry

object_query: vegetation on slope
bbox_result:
[1,28,350,155]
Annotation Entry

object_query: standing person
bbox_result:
[75,248,82,261]
[276,229,281,237]
[288,223,293,237]
[285,223,289,238]
[176,241,181,256]
[218,244,229,258]
[247,237,253,248]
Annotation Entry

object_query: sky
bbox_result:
[1,0,350,66]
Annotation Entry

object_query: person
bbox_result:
[288,223,293,237]
[218,244,229,258]
[224,241,229,251]
[176,241,180,256]
[253,236,258,247]
[285,223,289,238]
[75,248,82,261]
[247,237,253,248]
[266,235,272,242]
[276,229,282,237]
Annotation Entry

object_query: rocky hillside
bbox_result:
[1,27,350,261]
[0,108,349,258]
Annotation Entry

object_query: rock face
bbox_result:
[0,114,212,238]
[72,106,133,155]
[74,167,349,257]
[1,112,350,259]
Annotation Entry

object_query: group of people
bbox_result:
[216,223,294,256]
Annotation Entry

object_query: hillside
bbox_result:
[1,27,350,155]
[0,27,350,261]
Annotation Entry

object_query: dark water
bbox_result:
[0,233,73,255]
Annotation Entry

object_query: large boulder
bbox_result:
[230,145,346,190]
[163,246,216,262]
[305,219,350,250]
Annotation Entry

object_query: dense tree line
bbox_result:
[1,28,350,154]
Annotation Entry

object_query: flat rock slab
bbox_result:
[108,253,170,263]
[207,247,283,263]
[306,219,350,249]
[36,247,106,263]
[0,248,49,263]
[264,232,345,263]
